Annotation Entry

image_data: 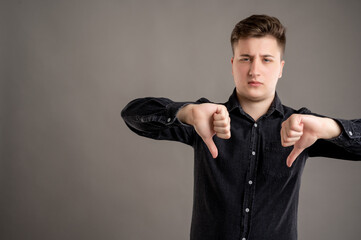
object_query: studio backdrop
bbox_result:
[1,1,361,240]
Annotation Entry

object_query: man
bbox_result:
[121,15,361,240]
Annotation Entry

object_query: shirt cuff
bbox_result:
[165,102,194,127]
[327,118,360,147]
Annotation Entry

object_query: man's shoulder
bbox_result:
[196,97,213,104]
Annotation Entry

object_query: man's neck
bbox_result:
[237,94,275,122]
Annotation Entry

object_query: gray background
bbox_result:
[1,0,361,239]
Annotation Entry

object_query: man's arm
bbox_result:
[121,98,231,156]
[281,114,361,167]
[121,97,196,145]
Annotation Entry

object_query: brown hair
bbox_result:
[230,15,286,58]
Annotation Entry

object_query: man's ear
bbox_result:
[279,60,285,78]
[231,57,234,75]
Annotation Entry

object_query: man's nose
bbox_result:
[249,59,261,77]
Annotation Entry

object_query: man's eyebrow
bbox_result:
[238,54,275,58]
[262,54,275,58]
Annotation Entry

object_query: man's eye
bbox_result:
[264,58,272,62]
[240,58,250,62]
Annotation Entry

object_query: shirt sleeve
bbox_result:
[307,116,361,161]
[121,97,208,146]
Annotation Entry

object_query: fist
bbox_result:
[192,103,231,158]
[281,114,323,167]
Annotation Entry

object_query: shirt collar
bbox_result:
[225,88,285,117]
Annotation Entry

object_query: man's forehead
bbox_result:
[234,36,282,56]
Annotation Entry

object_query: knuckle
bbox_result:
[218,121,227,127]
[286,131,291,138]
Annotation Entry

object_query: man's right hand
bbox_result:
[176,103,231,158]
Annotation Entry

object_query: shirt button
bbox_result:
[254,123,257,128]
[245,208,250,213]
[242,238,246,240]
[248,180,253,185]
[167,117,172,123]
[349,131,353,136]
[252,151,255,156]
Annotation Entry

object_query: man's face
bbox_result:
[231,35,285,103]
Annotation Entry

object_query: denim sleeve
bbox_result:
[307,117,361,160]
[121,97,208,146]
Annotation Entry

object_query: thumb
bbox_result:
[203,137,218,158]
[287,146,304,167]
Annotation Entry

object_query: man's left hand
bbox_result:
[281,114,341,167]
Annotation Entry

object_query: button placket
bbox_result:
[241,122,259,239]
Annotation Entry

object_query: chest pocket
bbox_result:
[261,142,294,178]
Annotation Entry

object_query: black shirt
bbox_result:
[121,89,361,240]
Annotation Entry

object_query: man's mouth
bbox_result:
[248,81,263,86]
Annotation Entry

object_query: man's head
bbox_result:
[230,15,286,59]
[230,15,286,105]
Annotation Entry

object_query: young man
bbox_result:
[121,15,361,240]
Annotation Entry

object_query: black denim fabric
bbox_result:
[121,89,361,240]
